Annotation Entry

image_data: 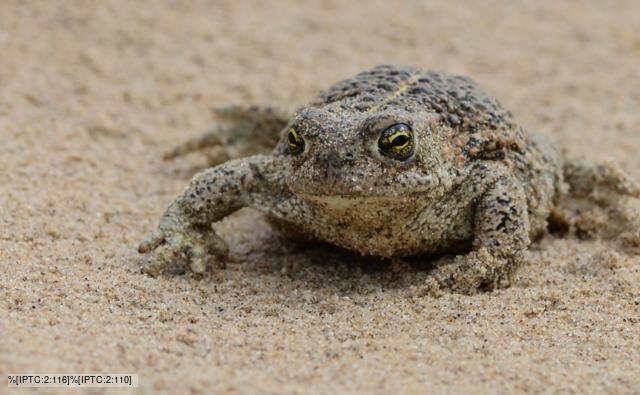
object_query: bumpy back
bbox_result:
[312,65,516,135]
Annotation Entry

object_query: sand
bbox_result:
[1,1,639,394]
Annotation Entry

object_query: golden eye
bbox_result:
[378,123,415,161]
[287,127,305,154]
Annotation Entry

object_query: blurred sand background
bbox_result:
[1,1,639,394]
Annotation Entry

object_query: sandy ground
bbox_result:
[1,1,640,394]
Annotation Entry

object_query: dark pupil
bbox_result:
[391,134,408,146]
[288,132,298,145]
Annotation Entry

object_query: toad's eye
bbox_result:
[287,127,305,154]
[378,123,415,161]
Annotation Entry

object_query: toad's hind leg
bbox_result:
[164,105,293,166]
[554,158,640,249]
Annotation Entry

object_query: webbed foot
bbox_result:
[428,248,520,294]
[138,206,229,276]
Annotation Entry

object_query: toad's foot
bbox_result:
[163,105,292,166]
[427,248,521,294]
[138,204,229,276]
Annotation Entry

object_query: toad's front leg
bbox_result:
[431,169,531,293]
[138,154,292,275]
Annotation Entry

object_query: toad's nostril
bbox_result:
[323,150,354,170]
[326,150,340,166]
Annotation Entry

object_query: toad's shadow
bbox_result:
[217,209,459,296]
